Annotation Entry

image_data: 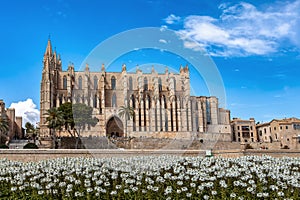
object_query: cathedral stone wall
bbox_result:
[40,40,231,140]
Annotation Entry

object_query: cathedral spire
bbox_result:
[44,38,53,57]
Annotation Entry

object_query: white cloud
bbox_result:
[159,39,167,44]
[9,99,40,127]
[175,1,300,57]
[164,14,181,24]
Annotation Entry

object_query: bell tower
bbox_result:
[40,38,54,137]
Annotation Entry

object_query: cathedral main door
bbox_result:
[106,116,124,137]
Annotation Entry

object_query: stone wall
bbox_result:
[1,149,299,162]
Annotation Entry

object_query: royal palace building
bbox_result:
[40,39,231,139]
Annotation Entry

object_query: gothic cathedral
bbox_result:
[40,39,231,139]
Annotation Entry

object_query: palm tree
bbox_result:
[44,108,64,149]
[25,122,36,143]
[118,105,135,137]
[0,116,9,144]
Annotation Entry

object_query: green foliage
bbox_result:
[245,143,254,149]
[44,107,64,130]
[23,143,38,149]
[0,144,9,149]
[0,116,9,135]
[118,105,135,120]
[58,102,75,130]
[0,116,9,144]
[72,103,98,129]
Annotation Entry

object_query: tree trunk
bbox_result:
[75,128,80,149]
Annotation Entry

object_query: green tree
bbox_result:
[44,107,64,149]
[118,105,135,137]
[58,102,75,133]
[72,103,98,148]
[0,116,9,144]
[25,122,36,143]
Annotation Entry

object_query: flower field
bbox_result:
[0,155,299,199]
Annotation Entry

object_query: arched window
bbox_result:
[112,93,117,107]
[158,78,162,92]
[94,76,98,90]
[144,77,148,91]
[93,95,97,108]
[131,95,135,108]
[111,76,116,90]
[129,77,133,91]
[63,76,67,90]
[173,78,176,91]
[78,76,82,90]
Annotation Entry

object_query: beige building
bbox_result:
[0,99,23,142]
[231,118,257,143]
[39,39,231,139]
[256,118,300,148]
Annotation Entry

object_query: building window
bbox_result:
[144,77,148,91]
[63,76,67,90]
[237,126,240,130]
[259,130,262,136]
[158,78,162,92]
[78,76,82,90]
[274,127,276,131]
[94,76,98,90]
[264,128,266,134]
[129,77,133,91]
[93,95,97,108]
[111,76,116,90]
[112,93,117,107]
[286,126,288,129]
[280,126,282,130]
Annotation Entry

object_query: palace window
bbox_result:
[158,78,162,92]
[63,76,67,89]
[129,77,133,91]
[144,77,148,91]
[78,76,82,90]
[111,76,116,90]
[112,93,117,107]
[94,76,98,90]
[93,95,97,108]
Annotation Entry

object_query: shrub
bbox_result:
[0,144,9,149]
[23,143,38,149]
[245,144,254,149]
[282,145,289,149]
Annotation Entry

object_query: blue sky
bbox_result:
[0,0,299,125]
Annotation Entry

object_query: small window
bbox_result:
[129,77,133,91]
[111,76,116,90]
[286,126,288,130]
[144,77,148,91]
[78,76,82,90]
[158,78,162,92]
[94,76,98,90]
[280,126,282,130]
[112,93,117,107]
[63,76,67,89]
[274,127,276,131]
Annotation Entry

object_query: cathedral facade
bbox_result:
[40,40,231,139]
